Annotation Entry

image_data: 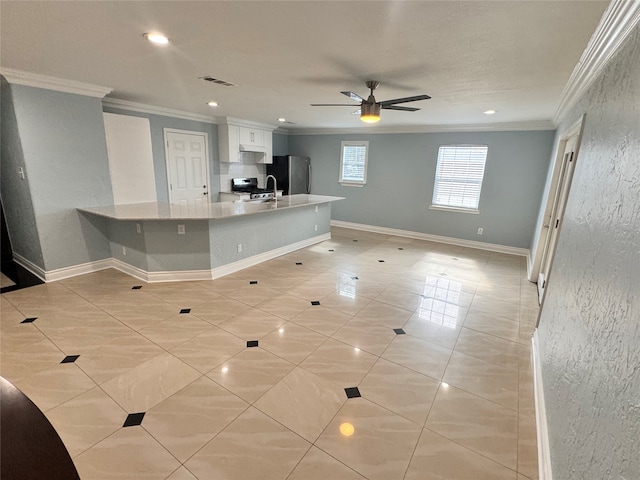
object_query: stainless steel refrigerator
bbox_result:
[267,156,311,195]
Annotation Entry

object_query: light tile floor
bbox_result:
[0,226,539,480]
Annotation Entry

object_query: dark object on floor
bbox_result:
[0,376,80,480]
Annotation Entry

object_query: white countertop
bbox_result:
[78,194,344,221]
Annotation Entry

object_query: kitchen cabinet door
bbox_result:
[239,127,264,147]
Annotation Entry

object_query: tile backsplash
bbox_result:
[219,154,267,192]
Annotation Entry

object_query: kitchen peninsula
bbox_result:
[79,194,343,282]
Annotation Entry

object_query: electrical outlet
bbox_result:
[477,227,484,235]
[18,167,25,179]
[136,223,141,234]
[237,244,242,253]
[178,224,185,235]
[315,224,318,231]
[122,246,127,256]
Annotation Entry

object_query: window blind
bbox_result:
[341,144,367,183]
[432,145,488,210]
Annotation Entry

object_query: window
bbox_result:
[431,145,488,213]
[339,141,368,186]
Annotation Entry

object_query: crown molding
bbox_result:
[0,68,112,98]
[217,116,278,131]
[287,120,555,135]
[554,0,640,124]
[102,98,218,124]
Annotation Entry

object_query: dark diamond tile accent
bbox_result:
[179,308,191,314]
[452,257,458,260]
[123,412,145,427]
[440,273,447,276]
[398,247,404,250]
[351,276,359,280]
[249,280,258,285]
[344,387,361,399]
[131,285,142,290]
[378,260,385,263]
[61,355,80,364]
[353,239,358,242]
[296,262,303,265]
[393,328,406,335]
[328,249,334,252]
[247,340,259,348]
[311,301,321,306]
[21,317,37,324]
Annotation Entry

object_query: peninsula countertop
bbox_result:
[78,194,344,221]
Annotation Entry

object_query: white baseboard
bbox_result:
[32,233,331,284]
[532,331,553,480]
[12,253,46,281]
[210,233,331,279]
[111,259,213,283]
[331,220,530,257]
[45,258,113,282]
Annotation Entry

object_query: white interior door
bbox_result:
[165,130,209,205]
[537,133,579,303]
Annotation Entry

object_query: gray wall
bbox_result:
[0,78,44,268]
[1,81,113,271]
[289,130,554,249]
[272,131,289,156]
[209,203,330,268]
[536,24,640,479]
[102,107,219,203]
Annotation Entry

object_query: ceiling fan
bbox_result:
[311,81,431,123]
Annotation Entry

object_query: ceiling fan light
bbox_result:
[360,114,380,123]
[360,103,381,123]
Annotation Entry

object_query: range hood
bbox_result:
[239,144,267,154]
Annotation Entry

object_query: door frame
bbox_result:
[163,128,210,204]
[530,114,585,304]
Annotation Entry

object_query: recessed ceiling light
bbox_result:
[278,117,286,123]
[207,101,218,107]
[143,32,170,45]
[483,109,496,115]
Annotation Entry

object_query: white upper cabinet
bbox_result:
[218,124,240,163]
[218,117,274,164]
[239,127,264,147]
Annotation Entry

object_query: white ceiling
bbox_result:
[0,1,609,131]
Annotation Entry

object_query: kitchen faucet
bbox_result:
[266,175,278,205]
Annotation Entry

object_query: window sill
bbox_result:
[339,182,365,187]
[429,205,479,215]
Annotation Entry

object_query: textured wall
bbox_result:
[209,203,331,268]
[288,130,554,248]
[536,24,640,479]
[5,83,113,271]
[0,78,44,268]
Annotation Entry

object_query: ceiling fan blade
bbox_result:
[379,94,431,106]
[341,91,365,102]
[381,105,420,112]
[311,103,361,107]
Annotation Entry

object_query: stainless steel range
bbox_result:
[231,178,275,199]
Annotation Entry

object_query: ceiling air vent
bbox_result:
[199,76,235,87]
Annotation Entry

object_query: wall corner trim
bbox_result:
[532,331,553,480]
[12,253,46,282]
[554,0,640,124]
[102,98,218,124]
[330,220,529,257]
[0,68,113,98]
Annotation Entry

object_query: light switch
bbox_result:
[178,224,185,235]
